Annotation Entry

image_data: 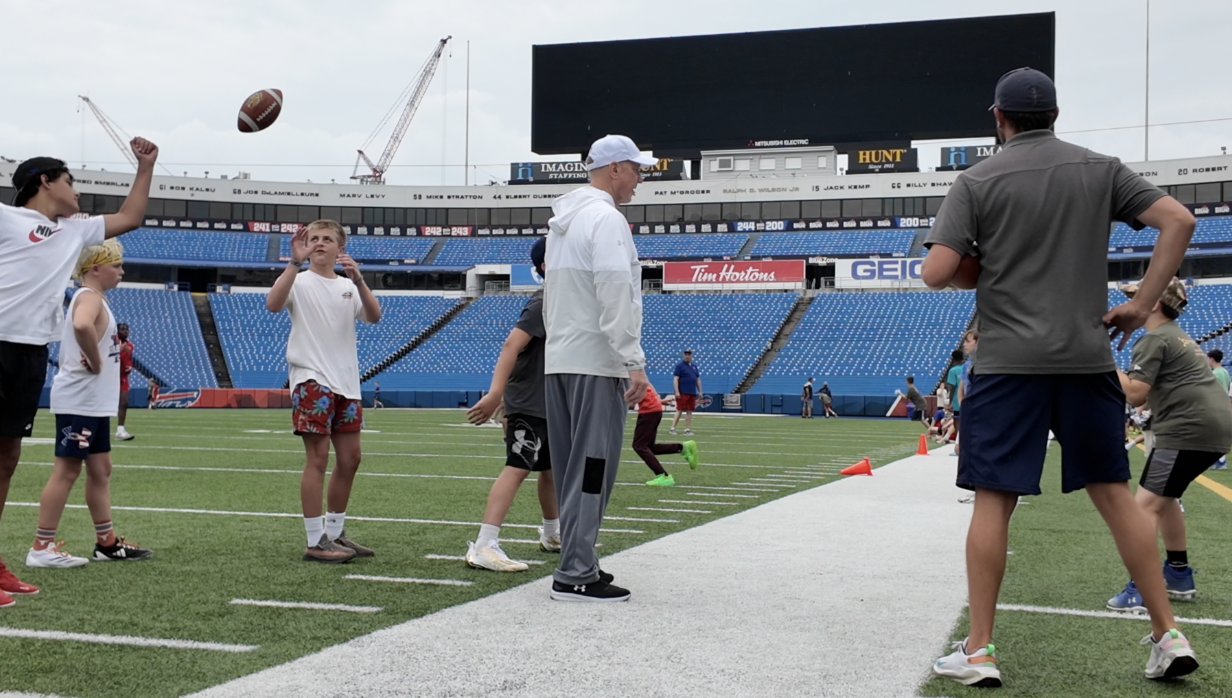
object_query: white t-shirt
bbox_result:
[0,203,106,345]
[284,270,365,399]
[51,287,120,417]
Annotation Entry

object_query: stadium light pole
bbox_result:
[1144,0,1151,161]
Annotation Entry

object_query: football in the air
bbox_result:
[952,254,980,289]
[237,89,283,133]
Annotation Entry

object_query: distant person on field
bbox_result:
[464,237,560,572]
[114,323,134,441]
[1106,279,1232,611]
[0,137,157,608]
[542,134,653,602]
[27,240,152,570]
[953,329,979,457]
[671,349,701,435]
[634,385,698,487]
[819,381,838,418]
[1206,349,1230,470]
[267,220,382,564]
[896,376,928,428]
[922,67,1199,685]
[372,381,383,409]
[801,377,815,418]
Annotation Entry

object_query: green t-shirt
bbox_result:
[945,365,963,409]
[1129,322,1232,453]
[1212,366,1231,394]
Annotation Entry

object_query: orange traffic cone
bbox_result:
[840,457,872,476]
[917,434,930,456]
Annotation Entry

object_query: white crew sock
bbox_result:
[476,523,500,549]
[541,518,559,538]
[325,511,346,541]
[304,516,325,547]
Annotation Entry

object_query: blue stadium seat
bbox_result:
[1109,283,1232,367]
[753,290,975,396]
[121,229,269,264]
[277,235,435,264]
[1110,216,1232,250]
[434,238,538,266]
[748,230,916,257]
[633,234,748,260]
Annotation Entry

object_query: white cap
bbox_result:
[585,134,658,171]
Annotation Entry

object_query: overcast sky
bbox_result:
[2,0,1228,186]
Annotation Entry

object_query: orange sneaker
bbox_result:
[0,557,39,595]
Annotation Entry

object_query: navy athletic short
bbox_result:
[957,371,1130,495]
[54,414,112,459]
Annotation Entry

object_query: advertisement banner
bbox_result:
[845,146,919,174]
[936,144,1001,172]
[663,260,805,290]
[510,159,685,184]
[835,258,927,289]
[510,264,543,291]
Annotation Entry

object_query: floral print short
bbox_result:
[291,380,363,436]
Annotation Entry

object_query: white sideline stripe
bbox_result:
[497,539,602,547]
[606,516,678,523]
[733,482,794,488]
[684,485,778,493]
[230,599,383,613]
[997,603,1232,628]
[425,554,544,566]
[685,492,758,498]
[0,626,257,652]
[659,499,738,506]
[4,503,643,534]
[628,507,712,514]
[762,474,824,480]
[346,574,472,587]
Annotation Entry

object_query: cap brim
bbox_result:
[632,154,659,167]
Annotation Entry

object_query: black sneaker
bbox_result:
[93,537,152,561]
[598,569,614,585]
[550,579,630,602]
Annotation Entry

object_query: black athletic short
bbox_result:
[504,413,551,472]
[54,414,112,459]
[0,341,48,438]
[1141,448,1222,498]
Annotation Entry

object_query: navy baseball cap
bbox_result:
[530,236,546,271]
[990,68,1057,113]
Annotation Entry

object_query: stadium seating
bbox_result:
[209,292,459,388]
[747,230,915,258]
[641,293,798,394]
[634,234,748,260]
[1109,283,1232,366]
[1109,216,1232,250]
[753,290,975,396]
[277,235,435,264]
[102,288,217,389]
[433,238,538,266]
[121,229,269,264]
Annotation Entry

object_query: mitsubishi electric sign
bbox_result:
[835,258,928,289]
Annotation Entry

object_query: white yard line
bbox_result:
[3,503,644,535]
[345,574,472,587]
[684,493,758,499]
[424,554,545,566]
[997,603,1232,628]
[627,507,712,514]
[605,516,678,523]
[0,626,257,652]
[229,599,383,613]
[658,499,738,506]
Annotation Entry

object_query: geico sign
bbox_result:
[851,259,923,280]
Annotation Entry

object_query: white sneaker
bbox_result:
[26,542,89,569]
[933,639,1001,687]
[668,428,677,435]
[1143,629,1199,680]
[465,541,528,572]
[683,429,694,436]
[115,426,134,441]
[538,527,561,553]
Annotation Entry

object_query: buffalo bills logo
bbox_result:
[152,389,201,408]
[697,395,713,409]
[28,225,59,243]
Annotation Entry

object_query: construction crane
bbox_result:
[352,35,451,185]
[77,96,174,175]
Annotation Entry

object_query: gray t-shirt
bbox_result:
[1129,321,1232,453]
[906,384,926,411]
[503,291,546,419]
[925,130,1165,374]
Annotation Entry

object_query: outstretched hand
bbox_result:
[289,229,310,265]
[338,253,362,282]
[130,137,159,166]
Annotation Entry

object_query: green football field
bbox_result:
[0,409,1229,697]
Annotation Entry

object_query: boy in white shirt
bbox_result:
[26,240,152,569]
[266,220,381,563]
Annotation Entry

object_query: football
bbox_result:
[237,89,283,133]
[952,254,981,289]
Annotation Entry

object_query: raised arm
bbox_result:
[267,230,307,313]
[104,138,159,239]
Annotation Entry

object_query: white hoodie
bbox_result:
[543,186,645,377]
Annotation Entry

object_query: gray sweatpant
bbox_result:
[545,373,628,585]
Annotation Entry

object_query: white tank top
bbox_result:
[51,287,120,417]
